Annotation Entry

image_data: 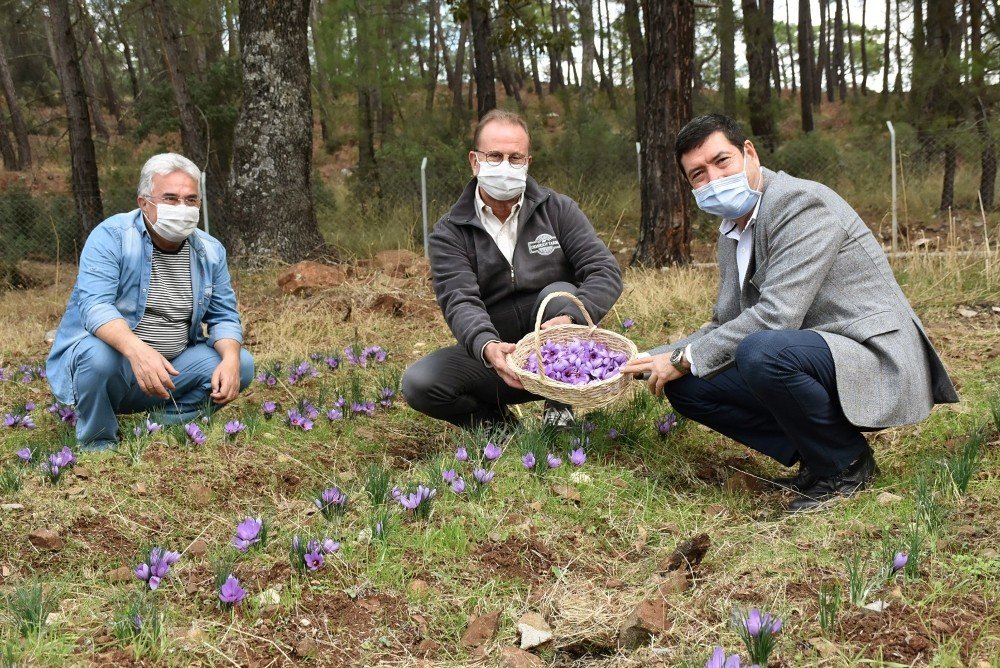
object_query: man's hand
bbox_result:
[621,352,685,396]
[211,356,241,404]
[484,341,524,390]
[540,315,573,329]
[125,341,179,399]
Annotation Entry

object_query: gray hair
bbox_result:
[137,153,201,198]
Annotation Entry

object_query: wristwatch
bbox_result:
[669,348,690,373]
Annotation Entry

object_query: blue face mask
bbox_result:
[691,166,762,219]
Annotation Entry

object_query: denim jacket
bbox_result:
[46,210,244,404]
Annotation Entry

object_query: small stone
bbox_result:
[500,646,545,668]
[551,484,581,503]
[62,485,86,498]
[257,588,281,607]
[106,566,133,583]
[619,598,672,649]
[408,579,430,595]
[605,578,624,589]
[188,539,208,558]
[74,466,92,480]
[28,528,63,551]
[704,504,728,518]
[189,484,212,505]
[877,491,903,505]
[277,261,348,295]
[725,471,767,493]
[1,564,11,577]
[415,639,439,658]
[132,482,147,494]
[45,612,64,625]
[2,503,24,511]
[809,637,839,658]
[517,612,553,650]
[657,569,689,596]
[863,600,888,613]
[294,637,317,658]
[958,307,978,318]
[528,501,543,512]
[299,618,311,627]
[461,611,501,648]
[185,581,199,595]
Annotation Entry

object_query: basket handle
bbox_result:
[532,291,597,365]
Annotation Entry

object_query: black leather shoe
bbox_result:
[787,449,878,512]
[767,463,818,492]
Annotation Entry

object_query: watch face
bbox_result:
[671,349,684,364]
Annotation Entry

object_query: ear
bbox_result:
[469,150,479,176]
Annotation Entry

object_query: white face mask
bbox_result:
[145,201,200,242]
[476,157,528,201]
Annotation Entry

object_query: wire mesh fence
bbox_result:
[1,121,998,277]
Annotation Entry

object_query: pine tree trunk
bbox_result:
[451,20,469,115]
[718,0,736,115]
[623,0,646,141]
[881,0,890,100]
[845,0,858,94]
[971,0,995,208]
[226,0,327,263]
[469,0,496,118]
[0,112,16,169]
[784,0,797,93]
[742,0,777,150]
[45,0,103,242]
[815,0,826,105]
[576,0,597,93]
[798,0,814,132]
[632,0,694,266]
[833,0,846,101]
[0,37,31,168]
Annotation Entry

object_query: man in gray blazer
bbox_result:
[622,114,958,511]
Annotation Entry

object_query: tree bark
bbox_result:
[971,0,995,208]
[0,36,31,168]
[623,0,646,141]
[893,0,902,94]
[798,0,814,132]
[632,0,694,266]
[103,3,140,99]
[784,0,796,93]
[742,0,777,149]
[449,19,469,116]
[469,0,496,118]
[845,0,858,94]
[815,0,826,105]
[45,0,103,242]
[0,111,16,170]
[425,0,439,111]
[833,0,846,101]
[576,0,597,93]
[718,0,737,115]
[881,0,890,100]
[77,0,126,135]
[226,0,326,263]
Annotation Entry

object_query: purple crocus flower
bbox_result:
[185,422,206,445]
[146,419,162,434]
[16,447,31,462]
[483,442,502,461]
[262,401,277,418]
[655,413,677,436]
[24,401,35,412]
[390,486,402,501]
[378,387,395,408]
[21,416,35,430]
[892,551,908,573]
[705,646,743,668]
[304,551,325,571]
[232,517,263,552]
[442,469,458,483]
[622,319,636,330]
[569,448,587,466]
[322,539,340,554]
[473,468,495,485]
[451,478,466,494]
[546,453,562,468]
[327,408,343,421]
[455,447,469,462]
[522,452,536,469]
[3,414,19,428]
[743,608,781,637]
[325,355,340,370]
[134,547,180,590]
[224,421,246,436]
[218,574,246,606]
[607,428,620,441]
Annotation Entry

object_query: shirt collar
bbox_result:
[474,187,523,224]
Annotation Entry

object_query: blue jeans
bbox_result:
[69,336,254,448]
[665,330,868,477]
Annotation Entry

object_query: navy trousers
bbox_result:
[664,329,868,477]
[401,282,584,429]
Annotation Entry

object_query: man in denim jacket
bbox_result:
[47,153,254,450]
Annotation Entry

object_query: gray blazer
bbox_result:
[661,167,958,429]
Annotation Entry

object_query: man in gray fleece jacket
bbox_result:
[402,110,623,430]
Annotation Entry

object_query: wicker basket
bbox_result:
[506,291,638,412]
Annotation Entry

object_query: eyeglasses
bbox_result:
[473,149,531,169]
[145,194,202,207]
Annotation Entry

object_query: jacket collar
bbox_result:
[447,175,550,229]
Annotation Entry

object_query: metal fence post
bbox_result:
[200,171,211,236]
[421,156,429,256]
[886,121,897,254]
[635,141,641,182]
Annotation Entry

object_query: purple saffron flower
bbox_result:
[304,551,325,571]
[327,408,343,421]
[442,469,458,483]
[3,414,19,428]
[569,448,587,466]
[322,539,340,554]
[522,452,536,469]
[24,401,35,411]
[546,453,562,468]
[16,447,31,462]
[325,356,340,370]
[316,486,347,509]
[622,319,636,330]
[455,447,469,462]
[705,646,743,668]
[607,428,620,440]
[892,551,908,573]
[146,419,162,434]
[743,608,781,637]
[483,442,502,461]
[390,486,402,501]
[450,478,466,494]
[219,574,246,606]
[21,416,35,430]
[655,413,677,436]
[232,517,263,552]
[473,468,495,485]
[262,401,277,418]
[224,421,246,436]
[185,422,206,445]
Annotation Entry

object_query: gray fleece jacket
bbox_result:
[429,176,623,359]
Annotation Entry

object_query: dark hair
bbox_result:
[675,114,747,168]
[473,109,532,151]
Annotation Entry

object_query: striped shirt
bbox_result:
[133,242,193,360]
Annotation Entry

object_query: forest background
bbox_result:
[0,0,998,282]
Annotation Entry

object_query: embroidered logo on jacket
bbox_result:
[528,233,560,256]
